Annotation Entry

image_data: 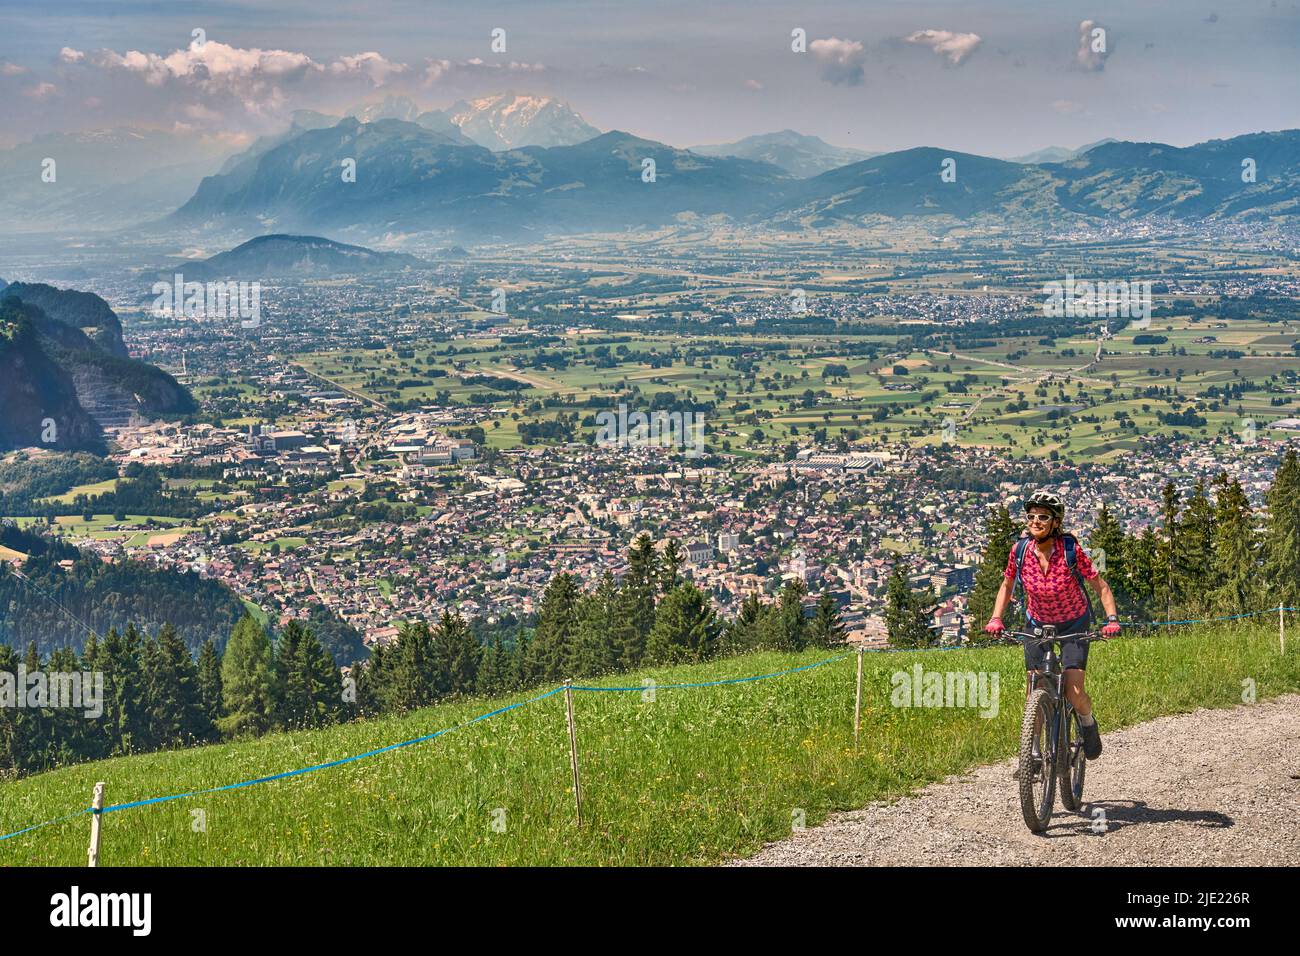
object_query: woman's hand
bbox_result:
[984,617,1005,634]
[1101,620,1121,638]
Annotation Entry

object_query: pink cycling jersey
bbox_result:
[1003,536,1098,623]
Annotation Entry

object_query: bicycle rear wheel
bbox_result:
[1019,688,1056,833]
[1058,706,1087,812]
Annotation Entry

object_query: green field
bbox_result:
[292,315,1299,464]
[1,621,1293,865]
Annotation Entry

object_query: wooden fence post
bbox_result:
[853,647,864,750]
[563,679,583,827]
[87,781,105,867]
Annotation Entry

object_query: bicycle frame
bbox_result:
[1003,624,1101,829]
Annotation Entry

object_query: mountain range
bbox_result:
[0,282,195,453]
[690,129,878,178]
[171,119,1300,240]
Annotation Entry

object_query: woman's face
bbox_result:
[1026,507,1057,540]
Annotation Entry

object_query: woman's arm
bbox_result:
[989,577,1013,623]
[1088,575,1119,621]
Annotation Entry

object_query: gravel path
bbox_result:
[729,694,1300,866]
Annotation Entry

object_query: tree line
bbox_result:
[1,533,847,779]
[965,447,1300,630]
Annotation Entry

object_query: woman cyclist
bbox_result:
[984,490,1121,763]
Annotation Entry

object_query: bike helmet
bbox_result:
[1024,489,1065,521]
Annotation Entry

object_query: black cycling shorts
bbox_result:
[1023,609,1091,672]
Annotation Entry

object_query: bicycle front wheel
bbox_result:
[1019,688,1057,833]
[1058,706,1087,812]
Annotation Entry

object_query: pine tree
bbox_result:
[1210,475,1258,614]
[658,539,684,593]
[274,620,311,729]
[1263,448,1300,608]
[885,563,933,648]
[390,621,437,711]
[102,624,148,755]
[1126,527,1161,618]
[776,578,808,650]
[475,635,506,696]
[807,593,846,647]
[967,506,1017,631]
[617,534,659,666]
[645,582,720,664]
[1089,502,1131,614]
[514,628,536,688]
[146,624,206,747]
[530,573,580,680]
[0,643,18,775]
[1158,480,1181,620]
[575,573,618,676]
[299,624,343,726]
[218,614,279,736]
[433,610,479,697]
[1177,479,1216,614]
[195,639,224,736]
[724,592,764,652]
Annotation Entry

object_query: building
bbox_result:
[685,541,714,565]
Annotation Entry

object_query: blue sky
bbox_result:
[2,0,1298,153]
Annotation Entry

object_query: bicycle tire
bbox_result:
[1019,688,1056,833]
[1058,707,1087,812]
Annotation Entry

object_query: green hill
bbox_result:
[1,621,1293,865]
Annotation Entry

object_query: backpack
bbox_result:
[1011,533,1091,623]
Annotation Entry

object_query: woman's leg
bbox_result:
[1063,668,1092,716]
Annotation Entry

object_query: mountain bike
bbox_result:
[1003,626,1102,833]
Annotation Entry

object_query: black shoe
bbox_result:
[1080,720,1102,760]
[1013,755,1043,780]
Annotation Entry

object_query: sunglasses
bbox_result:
[1026,514,1055,524]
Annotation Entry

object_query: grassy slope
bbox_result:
[1,622,1295,866]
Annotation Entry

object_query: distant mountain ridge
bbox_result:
[690,130,878,178]
[344,92,598,149]
[170,124,1300,239]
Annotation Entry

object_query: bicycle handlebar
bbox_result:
[999,630,1105,645]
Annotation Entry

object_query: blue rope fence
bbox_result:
[2,604,1295,846]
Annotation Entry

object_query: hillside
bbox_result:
[1,621,1293,865]
[160,234,427,280]
[1,281,129,358]
[0,523,248,659]
[0,291,195,451]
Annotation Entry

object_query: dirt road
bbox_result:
[729,694,1300,866]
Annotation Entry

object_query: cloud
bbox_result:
[809,37,866,86]
[0,61,27,75]
[1052,99,1085,115]
[328,52,409,86]
[23,81,58,99]
[58,47,84,64]
[1074,20,1110,72]
[905,30,982,66]
[421,56,547,86]
[744,78,764,91]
